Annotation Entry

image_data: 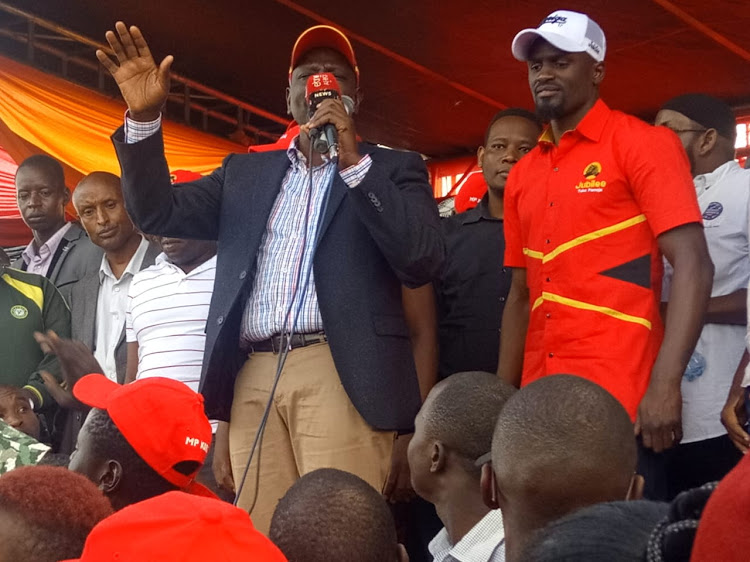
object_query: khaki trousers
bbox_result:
[229,342,395,535]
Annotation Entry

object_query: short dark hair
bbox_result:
[422,371,516,474]
[0,465,113,561]
[484,108,544,145]
[520,500,669,562]
[269,468,401,562]
[492,375,636,522]
[86,409,184,504]
[16,154,66,190]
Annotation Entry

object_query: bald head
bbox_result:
[492,375,636,523]
[72,172,121,207]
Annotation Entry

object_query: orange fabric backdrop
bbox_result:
[0,54,247,246]
[0,54,245,176]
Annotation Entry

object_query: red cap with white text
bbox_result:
[289,25,359,83]
[73,374,213,496]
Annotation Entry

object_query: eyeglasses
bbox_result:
[659,125,707,135]
[474,452,492,467]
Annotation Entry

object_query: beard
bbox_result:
[535,97,565,122]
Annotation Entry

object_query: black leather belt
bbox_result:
[248,332,327,354]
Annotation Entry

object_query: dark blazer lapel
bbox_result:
[79,273,100,350]
[48,223,84,280]
[316,144,376,244]
[234,151,290,256]
[316,174,347,244]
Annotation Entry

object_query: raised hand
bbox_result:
[96,22,173,122]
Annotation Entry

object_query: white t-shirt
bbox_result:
[663,161,750,443]
[126,254,217,428]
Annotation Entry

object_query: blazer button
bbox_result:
[217,315,224,325]
[239,270,247,280]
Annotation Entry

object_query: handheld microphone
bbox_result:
[305,73,354,161]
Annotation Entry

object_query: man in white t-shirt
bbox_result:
[124,235,228,498]
[656,93,749,499]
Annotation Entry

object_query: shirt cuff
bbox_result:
[339,154,373,188]
[124,112,162,144]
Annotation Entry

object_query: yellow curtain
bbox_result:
[0,54,245,181]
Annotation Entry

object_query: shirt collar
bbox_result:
[539,99,611,148]
[99,236,149,284]
[462,194,500,225]
[22,222,72,262]
[694,160,743,194]
[286,135,333,171]
[428,510,505,562]
[155,252,217,277]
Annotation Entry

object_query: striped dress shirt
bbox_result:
[125,115,373,344]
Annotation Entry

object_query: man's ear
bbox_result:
[285,86,292,115]
[626,473,645,501]
[351,87,362,115]
[698,128,719,156]
[430,441,447,473]
[99,459,123,494]
[62,187,71,206]
[593,61,605,86]
[480,463,499,509]
[477,145,485,169]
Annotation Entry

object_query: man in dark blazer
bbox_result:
[98,22,443,530]
[13,155,102,302]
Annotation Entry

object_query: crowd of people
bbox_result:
[1,7,749,561]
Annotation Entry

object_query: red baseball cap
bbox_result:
[454,171,488,213]
[62,491,287,561]
[289,25,359,83]
[73,375,213,496]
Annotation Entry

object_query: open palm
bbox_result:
[96,21,173,121]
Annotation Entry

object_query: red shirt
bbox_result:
[503,100,702,419]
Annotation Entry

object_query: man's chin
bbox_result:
[487,184,505,196]
[535,101,563,123]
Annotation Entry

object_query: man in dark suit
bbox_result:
[97,23,443,531]
[13,155,102,302]
[49,172,159,454]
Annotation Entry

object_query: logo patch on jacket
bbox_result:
[10,305,28,319]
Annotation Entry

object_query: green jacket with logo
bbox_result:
[0,266,70,410]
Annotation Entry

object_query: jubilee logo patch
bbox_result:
[10,305,28,319]
[575,162,607,193]
[703,202,723,221]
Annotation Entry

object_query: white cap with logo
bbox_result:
[511,10,606,63]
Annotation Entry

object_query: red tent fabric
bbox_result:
[0,145,31,247]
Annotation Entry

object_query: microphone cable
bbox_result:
[233,138,337,513]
